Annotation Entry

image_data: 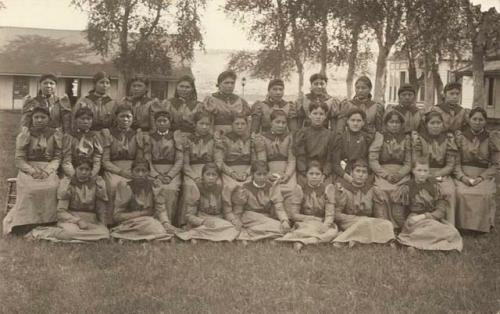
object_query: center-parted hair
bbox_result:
[346,107,367,121]
[309,102,329,115]
[231,112,249,123]
[202,162,220,176]
[306,160,324,173]
[74,107,94,120]
[154,110,171,122]
[193,110,213,124]
[114,103,134,116]
[270,109,288,122]
[383,109,405,125]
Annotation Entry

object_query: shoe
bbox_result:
[293,242,303,252]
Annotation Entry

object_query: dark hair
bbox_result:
[231,112,248,123]
[154,110,171,122]
[39,73,58,83]
[217,70,237,85]
[270,109,288,122]
[174,75,198,101]
[114,103,134,116]
[398,83,416,96]
[193,110,213,124]
[351,159,369,171]
[306,160,323,173]
[412,156,429,169]
[384,110,405,125]
[424,110,444,125]
[31,105,50,118]
[74,107,94,120]
[73,156,93,169]
[469,106,487,120]
[202,162,220,176]
[93,71,111,84]
[250,160,269,174]
[127,76,149,95]
[443,82,462,93]
[268,78,284,90]
[346,107,366,121]
[309,102,329,114]
[309,73,328,84]
[131,158,151,171]
[355,76,372,90]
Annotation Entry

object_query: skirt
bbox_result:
[179,163,205,226]
[221,164,251,212]
[333,215,395,244]
[103,160,133,225]
[176,213,239,242]
[372,165,410,229]
[276,219,338,245]
[3,162,59,235]
[434,175,457,225]
[110,216,173,241]
[237,211,284,241]
[268,160,297,204]
[454,166,496,232]
[28,212,110,243]
[154,164,182,224]
[397,216,463,251]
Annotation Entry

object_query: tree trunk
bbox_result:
[345,23,361,99]
[423,57,435,108]
[432,65,443,101]
[406,48,418,87]
[296,60,304,96]
[471,43,485,108]
[118,71,128,97]
[319,13,328,75]
[373,44,390,103]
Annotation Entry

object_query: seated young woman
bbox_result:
[412,111,457,225]
[454,107,499,233]
[177,163,240,242]
[294,102,333,186]
[144,110,183,225]
[62,107,103,178]
[28,158,110,242]
[277,161,338,251]
[231,161,291,242]
[110,159,177,241]
[3,105,62,235]
[369,110,412,229]
[332,159,395,247]
[397,158,463,252]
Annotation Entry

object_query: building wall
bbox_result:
[0,76,13,109]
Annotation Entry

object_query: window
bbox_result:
[12,76,30,100]
[400,71,406,85]
[487,77,495,107]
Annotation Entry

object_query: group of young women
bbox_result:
[3,70,497,252]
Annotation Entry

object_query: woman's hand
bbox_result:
[280,220,291,233]
[77,220,90,230]
[120,170,133,179]
[203,219,217,228]
[471,177,483,186]
[461,176,474,186]
[162,222,178,234]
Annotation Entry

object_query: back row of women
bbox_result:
[4,70,498,252]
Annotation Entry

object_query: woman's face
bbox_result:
[469,112,487,132]
[270,115,287,134]
[219,77,235,94]
[306,166,323,186]
[177,81,193,98]
[40,79,56,96]
[412,163,429,183]
[32,112,50,129]
[309,107,326,127]
[269,85,284,100]
[399,91,415,106]
[155,115,171,133]
[444,89,460,105]
[195,117,211,136]
[116,110,133,129]
[75,114,93,131]
[132,164,149,179]
[130,81,147,97]
[311,79,327,95]
[253,169,268,186]
[386,114,402,134]
[202,168,219,185]
[352,166,368,185]
[347,113,365,132]
[426,116,444,136]
[95,78,111,94]
[232,118,248,136]
[75,163,92,182]
[355,81,371,98]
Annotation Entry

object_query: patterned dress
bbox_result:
[62,129,103,177]
[73,91,117,131]
[250,97,297,133]
[335,95,384,134]
[20,94,72,132]
[202,92,250,135]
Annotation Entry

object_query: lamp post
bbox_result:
[242,77,247,97]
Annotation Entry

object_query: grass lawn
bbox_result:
[0,111,499,313]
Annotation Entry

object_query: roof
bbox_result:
[455,59,500,76]
[0,26,191,80]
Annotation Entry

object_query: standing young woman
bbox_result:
[250,79,297,134]
[73,71,117,131]
[203,70,250,135]
[296,73,339,129]
[385,84,423,134]
[433,82,469,132]
[177,163,240,242]
[101,104,146,224]
[180,111,216,226]
[28,158,110,242]
[20,73,72,132]
[412,111,457,225]
[62,107,103,178]
[4,106,62,234]
[144,111,183,225]
[335,76,384,134]
[123,76,158,132]
[369,110,412,229]
[454,107,499,233]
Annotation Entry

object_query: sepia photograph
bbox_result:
[0,0,499,312]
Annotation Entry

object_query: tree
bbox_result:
[72,0,205,94]
[461,1,500,107]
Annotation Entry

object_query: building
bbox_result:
[0,26,192,110]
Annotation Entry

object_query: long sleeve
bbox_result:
[113,181,149,223]
[368,132,389,179]
[285,134,296,178]
[374,103,385,132]
[43,129,63,174]
[56,178,80,223]
[270,184,288,222]
[92,135,104,177]
[153,187,171,224]
[214,137,233,176]
[288,186,306,222]
[14,128,37,175]
[480,133,500,179]
[253,134,267,162]
[183,145,197,180]
[166,137,184,179]
[397,135,412,177]
[250,101,262,134]
[425,186,447,220]
[61,134,74,177]
[95,177,109,224]
[324,184,335,226]
[331,135,346,178]
[184,187,204,226]
[294,129,307,174]
[60,95,72,132]
[453,133,467,180]
[101,129,124,176]
[433,149,455,177]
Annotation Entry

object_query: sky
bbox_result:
[0,0,257,50]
